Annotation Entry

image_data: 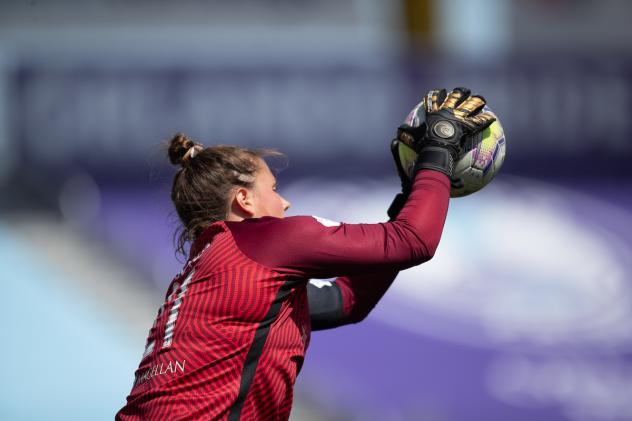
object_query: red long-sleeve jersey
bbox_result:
[116,170,450,421]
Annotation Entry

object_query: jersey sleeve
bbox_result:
[308,269,398,330]
[225,169,450,279]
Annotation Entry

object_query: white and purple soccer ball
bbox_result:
[397,105,506,198]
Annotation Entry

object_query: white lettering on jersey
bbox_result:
[133,359,187,387]
[141,340,155,360]
[311,215,341,227]
[163,269,195,348]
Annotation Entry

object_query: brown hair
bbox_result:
[167,133,284,257]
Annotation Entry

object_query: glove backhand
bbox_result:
[398,87,496,177]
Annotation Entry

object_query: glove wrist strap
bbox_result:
[413,146,454,177]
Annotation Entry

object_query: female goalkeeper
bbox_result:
[116,88,494,421]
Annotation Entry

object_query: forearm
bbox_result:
[385,169,450,266]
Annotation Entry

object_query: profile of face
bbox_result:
[230,158,291,220]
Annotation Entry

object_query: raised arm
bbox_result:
[226,87,495,280]
[225,169,450,279]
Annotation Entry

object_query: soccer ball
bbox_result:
[396,106,506,198]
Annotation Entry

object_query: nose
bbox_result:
[282,196,291,211]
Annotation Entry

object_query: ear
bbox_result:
[231,187,255,218]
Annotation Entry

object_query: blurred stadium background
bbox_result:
[1,0,632,420]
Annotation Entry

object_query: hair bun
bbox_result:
[168,132,198,166]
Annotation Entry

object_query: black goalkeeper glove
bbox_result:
[387,138,413,220]
[387,87,496,220]
[398,87,496,177]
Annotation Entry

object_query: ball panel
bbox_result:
[403,101,425,127]
[397,140,418,181]
[451,110,505,198]
[471,121,502,170]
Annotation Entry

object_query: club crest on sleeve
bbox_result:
[311,215,341,227]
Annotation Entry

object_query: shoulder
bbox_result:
[226,216,333,275]
[224,215,344,268]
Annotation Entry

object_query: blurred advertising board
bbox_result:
[8,54,632,180]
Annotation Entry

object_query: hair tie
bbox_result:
[183,144,204,163]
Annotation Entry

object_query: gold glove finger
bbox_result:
[469,111,496,129]
[440,87,471,110]
[454,95,486,119]
[423,89,447,113]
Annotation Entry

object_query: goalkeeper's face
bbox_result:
[249,159,291,218]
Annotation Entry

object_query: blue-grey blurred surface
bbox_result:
[1,1,632,420]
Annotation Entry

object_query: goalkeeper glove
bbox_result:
[398,87,496,177]
[387,87,496,219]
